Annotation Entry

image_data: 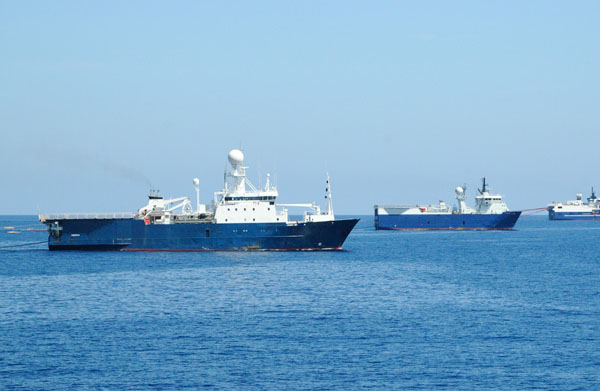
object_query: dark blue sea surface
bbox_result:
[1,215,598,390]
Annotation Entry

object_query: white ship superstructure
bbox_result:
[213,149,335,224]
[376,178,510,217]
[134,149,335,225]
[466,178,510,214]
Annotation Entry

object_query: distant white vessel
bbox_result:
[548,188,600,220]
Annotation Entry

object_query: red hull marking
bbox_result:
[120,247,343,252]
[387,228,515,231]
[551,218,600,221]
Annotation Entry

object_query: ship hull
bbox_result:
[374,211,521,230]
[548,210,600,220]
[45,218,359,251]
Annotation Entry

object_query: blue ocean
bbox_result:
[1,215,598,390]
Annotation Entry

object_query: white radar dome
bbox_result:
[455,186,464,195]
[228,149,244,166]
[193,178,200,185]
[576,193,583,200]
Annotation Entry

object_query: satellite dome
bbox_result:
[193,178,200,185]
[228,149,244,166]
[455,186,464,195]
[576,193,583,200]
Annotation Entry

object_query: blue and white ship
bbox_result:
[40,149,358,251]
[374,178,521,230]
[547,188,600,220]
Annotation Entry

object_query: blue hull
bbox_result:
[374,211,521,230]
[548,211,600,220]
[45,219,359,251]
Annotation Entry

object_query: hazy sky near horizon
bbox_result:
[1,1,599,214]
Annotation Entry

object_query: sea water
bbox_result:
[0,215,598,390]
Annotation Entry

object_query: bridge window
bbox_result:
[224,196,276,201]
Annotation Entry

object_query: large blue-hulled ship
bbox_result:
[547,188,600,220]
[374,178,521,230]
[40,149,358,251]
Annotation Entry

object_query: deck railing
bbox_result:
[39,213,134,220]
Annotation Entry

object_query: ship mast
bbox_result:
[589,186,597,203]
[455,184,468,213]
[479,177,488,194]
[325,173,334,217]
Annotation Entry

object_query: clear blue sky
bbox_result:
[1,1,599,214]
